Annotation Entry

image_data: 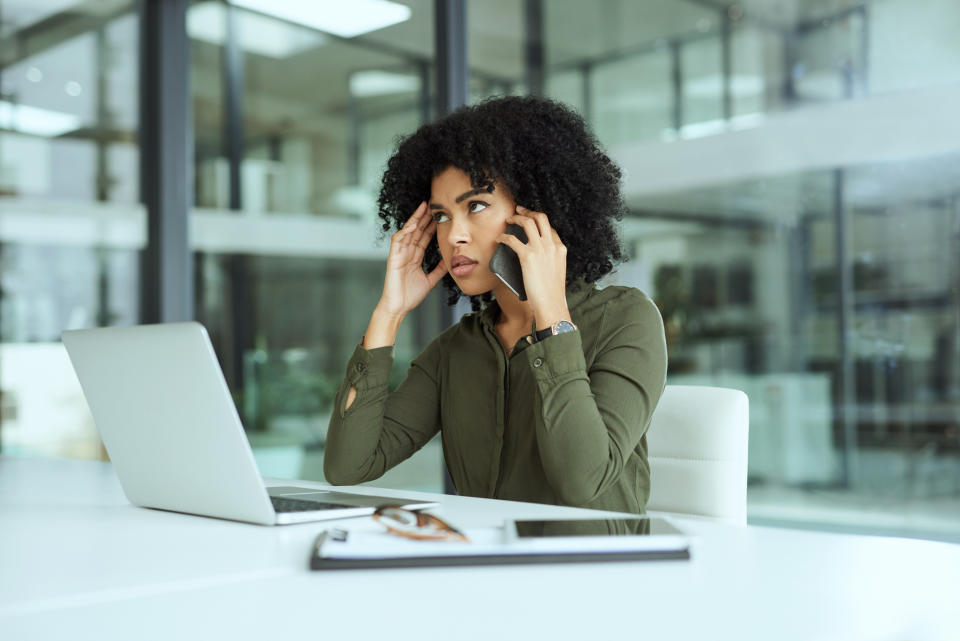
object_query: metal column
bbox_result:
[435,0,468,116]
[223,1,254,405]
[435,0,468,494]
[721,12,733,121]
[139,0,193,323]
[833,169,858,487]
[669,39,683,133]
[580,62,594,124]
[524,0,545,96]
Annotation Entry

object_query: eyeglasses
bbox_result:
[373,506,469,543]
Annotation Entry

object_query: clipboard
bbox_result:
[311,548,690,570]
[309,519,691,571]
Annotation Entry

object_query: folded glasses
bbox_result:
[373,506,469,543]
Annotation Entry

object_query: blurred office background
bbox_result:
[1,0,958,541]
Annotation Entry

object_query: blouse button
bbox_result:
[355,362,367,373]
[533,357,544,368]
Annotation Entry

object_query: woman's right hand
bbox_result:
[377,201,448,318]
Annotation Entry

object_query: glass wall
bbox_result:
[0,0,141,458]
[538,0,960,541]
[187,0,445,490]
[456,0,960,541]
[4,0,958,542]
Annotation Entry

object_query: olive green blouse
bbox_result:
[323,280,668,514]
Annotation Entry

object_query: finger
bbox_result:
[497,233,527,256]
[404,211,430,244]
[400,209,432,248]
[411,220,436,256]
[416,219,438,250]
[551,228,567,256]
[515,206,551,238]
[391,231,413,256]
[506,214,541,246]
[426,261,449,287]
[515,204,544,217]
[417,210,436,237]
[532,211,552,239]
[400,201,428,233]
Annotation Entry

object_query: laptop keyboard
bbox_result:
[270,496,349,513]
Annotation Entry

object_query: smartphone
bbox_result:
[488,223,528,301]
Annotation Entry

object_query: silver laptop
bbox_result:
[61,322,437,525]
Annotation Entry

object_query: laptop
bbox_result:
[61,322,437,525]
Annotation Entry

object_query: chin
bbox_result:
[453,276,495,298]
[455,284,487,297]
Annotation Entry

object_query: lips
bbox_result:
[451,255,478,268]
[450,255,478,277]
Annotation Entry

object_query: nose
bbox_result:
[449,214,470,245]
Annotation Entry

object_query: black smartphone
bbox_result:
[489,223,528,301]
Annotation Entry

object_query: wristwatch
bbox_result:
[534,319,578,342]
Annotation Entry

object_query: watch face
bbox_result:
[554,320,577,334]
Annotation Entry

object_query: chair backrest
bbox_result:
[646,385,749,524]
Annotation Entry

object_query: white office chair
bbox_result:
[646,385,750,524]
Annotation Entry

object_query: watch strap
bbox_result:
[534,320,577,342]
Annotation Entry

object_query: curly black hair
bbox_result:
[376,95,626,310]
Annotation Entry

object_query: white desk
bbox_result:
[1,456,958,641]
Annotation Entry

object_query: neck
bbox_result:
[491,282,535,329]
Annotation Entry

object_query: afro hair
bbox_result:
[376,95,627,310]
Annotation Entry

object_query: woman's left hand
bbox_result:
[498,205,571,330]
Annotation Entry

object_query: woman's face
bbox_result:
[430,166,516,297]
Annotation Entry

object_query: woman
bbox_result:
[324,95,667,514]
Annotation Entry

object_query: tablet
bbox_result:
[505,517,689,553]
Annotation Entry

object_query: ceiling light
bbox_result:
[188,2,326,58]
[230,0,411,38]
[0,101,81,137]
[349,71,418,97]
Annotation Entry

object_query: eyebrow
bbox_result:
[429,185,494,210]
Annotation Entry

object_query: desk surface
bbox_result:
[1,456,958,641]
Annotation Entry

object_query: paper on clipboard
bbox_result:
[310,518,691,570]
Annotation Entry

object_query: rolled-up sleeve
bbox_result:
[323,342,441,485]
[522,291,667,506]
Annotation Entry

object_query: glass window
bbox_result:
[188,1,445,491]
[730,25,784,117]
[681,35,724,134]
[540,0,960,541]
[867,0,960,94]
[5,0,958,543]
[468,0,524,100]
[624,157,960,541]
[0,1,141,458]
[544,0,728,143]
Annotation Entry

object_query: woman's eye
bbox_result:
[433,212,449,223]
[468,200,488,214]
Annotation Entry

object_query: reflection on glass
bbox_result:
[626,158,960,540]
[189,1,432,215]
[514,518,659,537]
[1,0,958,543]
[188,1,444,490]
[0,1,141,459]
